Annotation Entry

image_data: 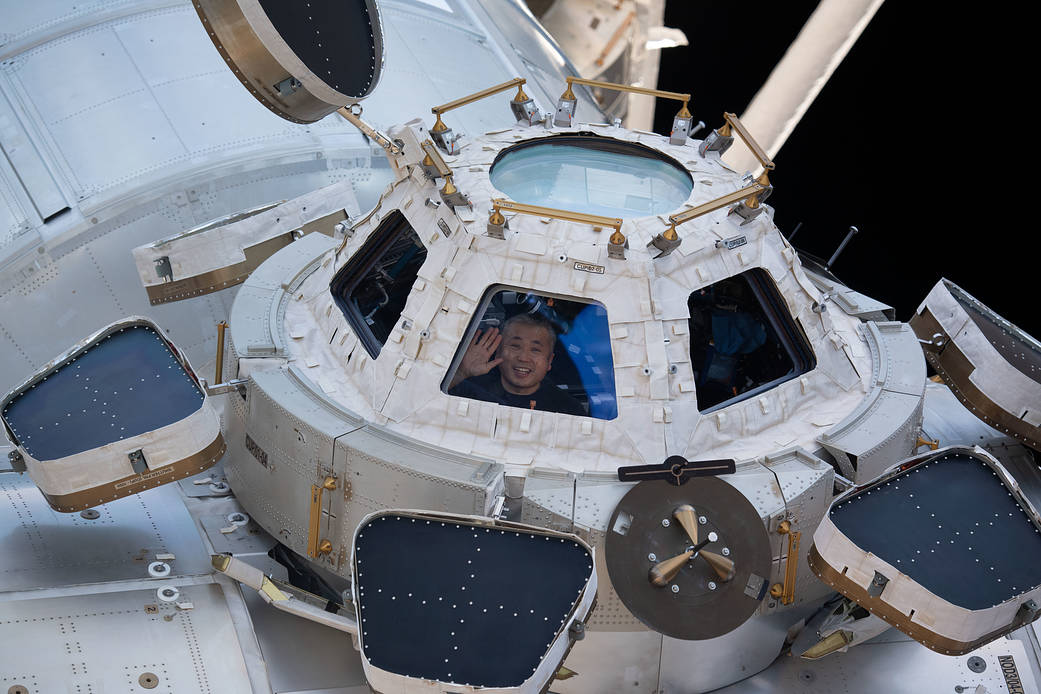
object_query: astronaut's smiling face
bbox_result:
[498,322,554,395]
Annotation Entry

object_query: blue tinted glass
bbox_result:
[444,289,617,420]
[490,142,693,219]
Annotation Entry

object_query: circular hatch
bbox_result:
[490,135,693,219]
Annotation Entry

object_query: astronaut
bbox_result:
[447,313,586,416]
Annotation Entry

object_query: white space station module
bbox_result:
[2,1,1041,693]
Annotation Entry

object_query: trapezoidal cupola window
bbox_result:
[489,134,693,219]
[330,210,428,359]
[688,268,815,413]
[442,287,617,420]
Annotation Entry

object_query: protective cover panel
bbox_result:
[192,0,383,122]
[354,513,594,688]
[829,451,1041,608]
[258,0,377,98]
[911,278,1041,451]
[3,325,203,460]
[810,447,1041,654]
[1,318,223,512]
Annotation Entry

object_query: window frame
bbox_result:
[441,284,618,420]
[690,268,816,414]
[329,210,426,359]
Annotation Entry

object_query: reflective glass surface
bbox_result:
[689,269,815,412]
[330,210,427,359]
[490,138,692,219]
[444,289,617,419]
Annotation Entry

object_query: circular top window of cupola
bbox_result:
[489,134,694,219]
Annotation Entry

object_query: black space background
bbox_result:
[651,3,1034,337]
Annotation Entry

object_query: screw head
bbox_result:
[698,516,707,525]
[670,584,680,593]
[708,581,717,591]
[661,519,671,528]
[648,553,657,562]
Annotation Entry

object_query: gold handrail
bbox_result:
[769,520,800,605]
[214,321,227,384]
[567,76,690,104]
[307,476,338,558]
[561,77,692,122]
[491,198,623,234]
[667,183,765,231]
[721,112,774,172]
[432,78,528,133]
[420,140,452,178]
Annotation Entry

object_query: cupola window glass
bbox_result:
[489,135,692,219]
[689,269,815,412]
[443,288,617,420]
[330,210,427,359]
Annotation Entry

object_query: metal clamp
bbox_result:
[212,554,358,635]
[916,434,940,451]
[5,449,26,473]
[337,105,402,156]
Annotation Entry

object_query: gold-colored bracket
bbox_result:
[769,520,800,605]
[722,112,775,172]
[431,77,530,135]
[420,140,452,178]
[214,321,227,384]
[491,198,622,234]
[916,434,940,450]
[565,76,692,123]
[307,476,338,558]
[432,77,527,116]
[566,76,690,105]
[667,182,765,232]
[430,78,530,138]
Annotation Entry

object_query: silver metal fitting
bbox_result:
[554,95,577,128]
[671,114,693,145]
[699,127,734,157]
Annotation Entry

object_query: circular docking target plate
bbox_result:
[605,478,771,640]
[192,0,384,122]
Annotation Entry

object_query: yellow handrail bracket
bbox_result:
[722,112,774,172]
[491,198,623,234]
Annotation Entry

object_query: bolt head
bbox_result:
[671,584,680,593]
[722,547,730,556]
[708,581,717,590]
[648,553,657,562]
[661,519,671,528]
[698,516,707,525]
